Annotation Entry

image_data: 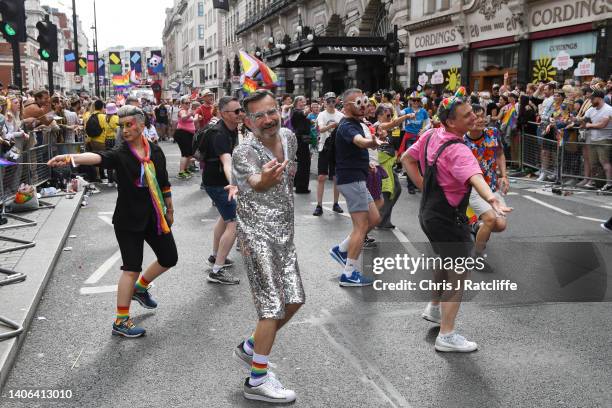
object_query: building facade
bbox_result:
[0,0,89,93]
[162,0,225,99]
[406,0,611,92]
[220,0,409,98]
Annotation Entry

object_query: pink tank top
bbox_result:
[176,109,195,133]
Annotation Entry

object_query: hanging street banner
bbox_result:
[78,57,87,76]
[64,50,76,73]
[109,51,122,74]
[130,51,142,73]
[212,0,229,11]
[87,51,96,74]
[98,58,105,77]
[147,50,164,76]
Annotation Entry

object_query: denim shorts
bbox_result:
[204,185,237,222]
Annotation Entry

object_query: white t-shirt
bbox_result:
[144,125,159,142]
[316,109,344,152]
[361,123,378,166]
[585,103,612,142]
[63,110,78,143]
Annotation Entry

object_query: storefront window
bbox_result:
[472,44,519,72]
[416,52,463,92]
[530,32,597,84]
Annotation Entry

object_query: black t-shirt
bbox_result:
[96,141,170,231]
[202,120,238,186]
[155,105,168,124]
[334,117,369,185]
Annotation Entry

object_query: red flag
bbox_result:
[87,52,96,73]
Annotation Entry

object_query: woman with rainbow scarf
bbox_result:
[48,105,178,338]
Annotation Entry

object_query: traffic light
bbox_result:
[0,0,27,42]
[36,18,58,62]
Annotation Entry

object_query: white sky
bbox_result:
[41,0,174,50]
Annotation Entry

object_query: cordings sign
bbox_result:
[410,27,461,53]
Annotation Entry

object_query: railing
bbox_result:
[516,122,610,192]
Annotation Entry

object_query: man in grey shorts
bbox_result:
[329,88,382,287]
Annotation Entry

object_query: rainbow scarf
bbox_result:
[501,103,517,129]
[127,136,171,235]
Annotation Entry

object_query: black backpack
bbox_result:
[192,123,216,161]
[85,114,104,138]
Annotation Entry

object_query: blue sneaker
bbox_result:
[339,271,374,287]
[132,289,158,309]
[329,245,347,267]
[112,318,146,338]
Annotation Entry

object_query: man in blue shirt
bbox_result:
[400,93,430,193]
[329,88,383,287]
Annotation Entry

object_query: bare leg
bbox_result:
[215,221,236,265]
[212,216,225,255]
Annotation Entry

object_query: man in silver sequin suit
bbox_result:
[230,90,304,403]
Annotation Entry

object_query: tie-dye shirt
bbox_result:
[463,127,500,192]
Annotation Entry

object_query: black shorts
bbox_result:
[317,148,335,178]
[114,219,178,273]
[174,129,194,157]
[419,216,473,260]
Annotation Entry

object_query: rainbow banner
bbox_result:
[112,72,130,87]
[241,75,258,94]
[501,104,517,130]
[238,50,279,89]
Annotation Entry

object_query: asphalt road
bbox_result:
[1,141,611,408]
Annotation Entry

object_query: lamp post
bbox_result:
[91,0,100,97]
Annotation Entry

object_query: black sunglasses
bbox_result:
[223,108,245,115]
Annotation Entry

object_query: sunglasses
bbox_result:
[347,96,369,107]
[249,107,279,121]
[223,108,245,115]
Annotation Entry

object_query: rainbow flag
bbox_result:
[242,76,258,94]
[239,50,259,78]
[112,73,130,87]
[501,104,517,130]
[238,50,279,89]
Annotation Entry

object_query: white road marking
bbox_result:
[84,250,121,284]
[391,227,410,243]
[505,192,519,196]
[97,211,113,215]
[98,215,113,226]
[576,216,606,223]
[600,205,612,210]
[321,205,350,218]
[523,195,573,215]
[80,285,118,295]
[313,309,412,408]
[310,201,347,205]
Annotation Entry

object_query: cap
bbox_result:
[105,103,118,114]
[201,89,214,96]
[324,92,336,100]
[492,83,500,89]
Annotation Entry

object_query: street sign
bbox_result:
[183,77,193,86]
[169,81,179,89]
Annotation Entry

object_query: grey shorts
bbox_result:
[338,181,374,213]
[469,189,507,218]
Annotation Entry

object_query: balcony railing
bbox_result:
[235,0,293,35]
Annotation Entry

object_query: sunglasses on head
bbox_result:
[347,96,369,107]
[223,108,245,115]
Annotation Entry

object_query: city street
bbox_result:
[2,141,611,408]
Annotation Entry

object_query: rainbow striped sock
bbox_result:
[134,275,150,293]
[116,305,129,324]
[249,353,268,386]
[242,334,255,356]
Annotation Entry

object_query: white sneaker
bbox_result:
[536,173,547,182]
[421,302,441,324]
[243,375,296,403]
[435,332,478,352]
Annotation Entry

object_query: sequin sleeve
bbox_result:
[232,143,262,191]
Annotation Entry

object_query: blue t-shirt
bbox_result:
[401,107,429,136]
[335,117,369,185]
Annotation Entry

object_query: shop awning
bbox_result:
[263,36,390,69]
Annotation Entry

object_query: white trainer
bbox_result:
[243,375,296,403]
[435,332,478,352]
[421,302,441,324]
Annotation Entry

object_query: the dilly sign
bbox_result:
[319,46,386,56]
